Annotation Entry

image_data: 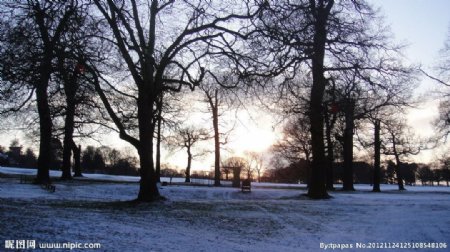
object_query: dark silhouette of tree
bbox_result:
[221,165,232,181]
[22,148,38,168]
[47,1,113,180]
[245,151,265,183]
[203,86,222,186]
[0,1,78,184]
[439,157,450,186]
[168,127,210,183]
[272,115,312,163]
[81,146,105,173]
[256,0,416,198]
[417,165,434,186]
[271,114,312,185]
[381,118,421,190]
[327,63,415,191]
[90,0,261,201]
[267,158,310,184]
[199,79,237,187]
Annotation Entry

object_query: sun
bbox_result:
[229,125,277,155]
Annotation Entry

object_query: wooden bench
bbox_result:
[241,179,251,193]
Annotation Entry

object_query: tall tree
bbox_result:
[0,1,77,184]
[256,0,416,198]
[53,1,107,180]
[245,151,265,182]
[200,79,237,186]
[90,0,261,201]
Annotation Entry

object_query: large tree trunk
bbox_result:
[35,66,52,185]
[307,1,333,199]
[342,99,355,191]
[136,94,160,201]
[372,120,381,192]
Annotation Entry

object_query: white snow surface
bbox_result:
[1,167,449,251]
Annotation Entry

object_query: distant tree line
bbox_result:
[0,140,138,176]
[80,146,139,176]
[261,158,450,187]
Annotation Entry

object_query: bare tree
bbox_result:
[199,78,238,186]
[381,118,422,190]
[256,0,416,198]
[430,28,450,141]
[272,114,312,163]
[245,151,265,182]
[90,0,261,201]
[167,126,210,183]
[0,1,79,184]
[52,1,111,180]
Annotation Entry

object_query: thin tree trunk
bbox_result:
[343,99,355,191]
[185,148,192,183]
[212,98,221,186]
[324,110,334,190]
[155,95,163,183]
[372,120,381,192]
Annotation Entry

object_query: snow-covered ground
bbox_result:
[1,167,449,251]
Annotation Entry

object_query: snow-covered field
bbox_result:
[1,167,449,251]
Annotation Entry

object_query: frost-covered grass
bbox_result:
[1,167,450,251]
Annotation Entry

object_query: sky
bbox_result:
[370,0,450,163]
[185,0,450,169]
[1,0,450,171]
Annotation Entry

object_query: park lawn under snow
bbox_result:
[0,167,449,251]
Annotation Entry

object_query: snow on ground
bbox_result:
[1,167,450,251]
